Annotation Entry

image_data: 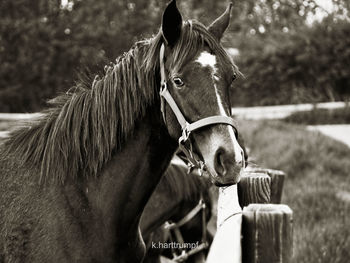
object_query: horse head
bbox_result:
[159,0,244,186]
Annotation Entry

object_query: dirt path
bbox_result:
[0,131,9,139]
[307,125,350,147]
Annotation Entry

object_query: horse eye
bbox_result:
[232,72,237,82]
[173,77,184,87]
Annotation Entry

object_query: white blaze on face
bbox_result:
[196,51,244,165]
[196,51,217,71]
[229,127,244,164]
[196,51,226,115]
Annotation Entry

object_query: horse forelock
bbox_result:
[169,21,239,76]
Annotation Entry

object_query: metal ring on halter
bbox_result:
[179,125,191,144]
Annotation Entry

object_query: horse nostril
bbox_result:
[214,147,227,177]
[214,146,245,176]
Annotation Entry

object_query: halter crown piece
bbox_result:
[159,44,237,175]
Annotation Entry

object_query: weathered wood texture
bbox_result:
[242,204,293,263]
[238,172,271,208]
[246,168,286,204]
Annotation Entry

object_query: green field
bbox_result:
[240,120,350,263]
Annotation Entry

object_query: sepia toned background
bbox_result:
[0,0,349,112]
[0,0,349,262]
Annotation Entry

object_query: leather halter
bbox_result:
[159,44,237,174]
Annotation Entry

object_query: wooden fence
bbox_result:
[207,168,293,263]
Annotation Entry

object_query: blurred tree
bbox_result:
[231,15,350,106]
[0,0,64,111]
[0,0,349,111]
[0,0,168,112]
[227,0,350,106]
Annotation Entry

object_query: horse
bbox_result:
[0,1,245,262]
[141,157,213,263]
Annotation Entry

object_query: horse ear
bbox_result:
[161,0,183,47]
[208,3,233,41]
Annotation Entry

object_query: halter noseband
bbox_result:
[159,44,237,175]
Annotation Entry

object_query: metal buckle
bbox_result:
[186,162,195,174]
[179,124,191,144]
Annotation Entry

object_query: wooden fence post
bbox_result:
[242,204,293,263]
[245,168,286,204]
[207,169,293,263]
[238,172,271,208]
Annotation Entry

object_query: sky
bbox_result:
[312,0,334,22]
[315,0,333,11]
[61,0,336,23]
[61,0,334,11]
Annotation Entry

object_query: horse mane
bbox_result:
[1,20,237,183]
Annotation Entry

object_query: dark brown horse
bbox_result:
[0,1,244,262]
[141,158,213,263]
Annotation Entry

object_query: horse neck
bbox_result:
[83,105,177,240]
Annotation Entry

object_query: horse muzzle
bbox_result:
[194,124,245,186]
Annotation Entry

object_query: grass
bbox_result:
[239,120,350,263]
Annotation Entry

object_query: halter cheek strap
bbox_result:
[159,44,237,174]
